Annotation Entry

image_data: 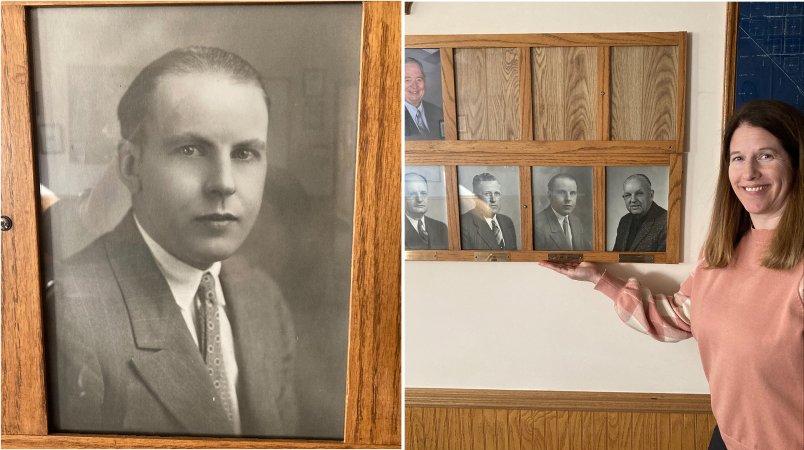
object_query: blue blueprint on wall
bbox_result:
[735,2,804,112]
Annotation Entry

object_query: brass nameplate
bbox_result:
[619,254,656,263]
[547,253,583,263]
[474,252,511,262]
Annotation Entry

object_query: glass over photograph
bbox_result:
[532,166,594,252]
[404,48,445,140]
[32,4,361,439]
[606,166,670,252]
[404,166,449,250]
[457,166,520,250]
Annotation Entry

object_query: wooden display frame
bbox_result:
[405,32,687,264]
[1,1,400,448]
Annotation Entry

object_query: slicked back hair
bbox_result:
[703,99,804,270]
[547,173,578,192]
[472,172,498,195]
[117,46,269,145]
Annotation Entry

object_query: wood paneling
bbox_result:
[455,48,521,140]
[406,389,716,450]
[532,47,598,140]
[610,46,678,140]
[440,48,459,140]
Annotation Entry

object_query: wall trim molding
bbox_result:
[406,388,712,414]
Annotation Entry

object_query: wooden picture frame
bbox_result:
[404,33,687,264]
[1,1,400,448]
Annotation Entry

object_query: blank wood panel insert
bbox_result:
[610,46,678,140]
[406,388,716,450]
[454,48,521,140]
[532,46,598,141]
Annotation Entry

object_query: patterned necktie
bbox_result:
[491,217,505,248]
[196,272,236,427]
[563,216,573,250]
[417,218,429,241]
[415,109,428,133]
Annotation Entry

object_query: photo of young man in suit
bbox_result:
[404,55,444,140]
[460,172,518,250]
[405,172,449,250]
[46,47,298,437]
[534,173,593,251]
[612,173,668,252]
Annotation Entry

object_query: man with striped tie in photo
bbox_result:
[404,172,449,250]
[404,57,444,140]
[460,172,518,250]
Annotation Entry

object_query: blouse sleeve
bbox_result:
[593,266,699,343]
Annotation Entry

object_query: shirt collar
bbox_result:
[134,215,223,311]
[550,207,569,223]
[404,101,424,117]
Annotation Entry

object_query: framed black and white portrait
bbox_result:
[2,2,400,447]
[532,166,594,252]
[404,48,445,141]
[457,165,520,251]
[404,166,449,250]
[606,166,670,252]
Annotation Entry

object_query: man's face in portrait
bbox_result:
[475,180,502,216]
[405,61,426,107]
[548,177,577,216]
[405,178,429,219]
[125,72,269,269]
[622,177,654,218]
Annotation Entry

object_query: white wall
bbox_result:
[405,2,727,394]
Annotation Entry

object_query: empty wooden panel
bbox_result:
[532,46,598,140]
[610,46,678,140]
[455,47,521,140]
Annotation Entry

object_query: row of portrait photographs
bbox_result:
[404,49,445,140]
[404,166,670,252]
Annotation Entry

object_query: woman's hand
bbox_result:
[538,261,605,284]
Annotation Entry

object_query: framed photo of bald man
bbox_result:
[1,1,400,448]
[606,166,671,252]
[404,48,445,140]
[404,166,449,250]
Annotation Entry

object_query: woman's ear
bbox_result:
[117,139,142,194]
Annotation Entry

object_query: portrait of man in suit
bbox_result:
[612,173,667,252]
[404,56,444,140]
[405,172,449,250]
[534,173,593,251]
[460,172,518,250]
[46,47,299,437]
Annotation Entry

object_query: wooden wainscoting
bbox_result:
[406,388,716,450]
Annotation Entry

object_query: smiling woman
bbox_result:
[541,99,804,450]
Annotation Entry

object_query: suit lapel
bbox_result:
[546,213,569,250]
[105,214,234,435]
[221,258,292,436]
[630,206,656,250]
[473,209,499,249]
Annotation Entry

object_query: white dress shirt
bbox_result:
[134,217,241,433]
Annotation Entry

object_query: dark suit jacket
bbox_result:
[533,207,592,251]
[46,213,298,437]
[405,215,449,250]
[612,203,667,252]
[405,100,444,140]
[460,208,517,250]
